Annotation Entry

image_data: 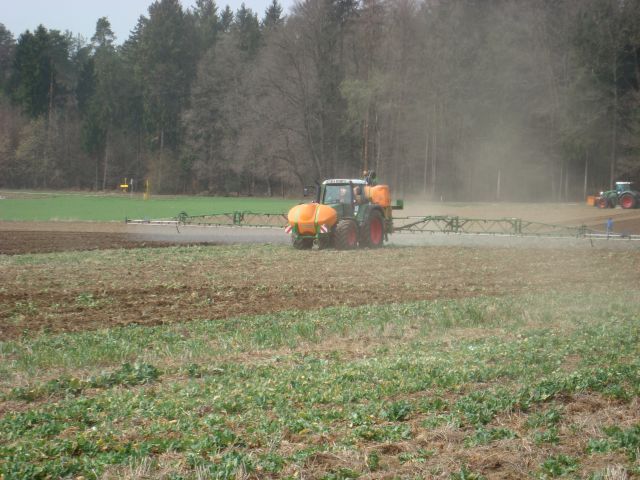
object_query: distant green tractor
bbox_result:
[285,171,402,249]
[596,182,640,209]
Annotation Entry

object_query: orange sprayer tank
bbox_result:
[288,203,338,235]
[365,185,391,207]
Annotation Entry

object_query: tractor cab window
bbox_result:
[323,185,352,204]
[616,183,631,193]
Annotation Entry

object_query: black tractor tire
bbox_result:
[317,236,331,250]
[598,197,612,209]
[360,209,385,248]
[292,237,313,250]
[333,219,358,250]
[619,193,637,209]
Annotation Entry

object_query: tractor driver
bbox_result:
[325,185,353,204]
[325,186,348,203]
[353,186,363,204]
[339,186,349,203]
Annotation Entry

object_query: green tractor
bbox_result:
[596,182,640,209]
[285,171,402,249]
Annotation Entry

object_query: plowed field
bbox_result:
[2,202,640,338]
[2,202,640,480]
[2,240,640,340]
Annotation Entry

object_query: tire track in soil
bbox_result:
[0,230,183,255]
[2,247,639,339]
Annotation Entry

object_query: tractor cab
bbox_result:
[616,182,633,194]
[320,179,367,219]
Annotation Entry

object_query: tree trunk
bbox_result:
[610,65,618,189]
[95,155,99,191]
[306,114,323,180]
[102,127,110,191]
[136,127,142,185]
[431,103,438,199]
[634,48,640,90]
[362,114,369,173]
[42,68,55,189]
[374,110,381,175]
[583,153,588,201]
[158,128,164,192]
[388,106,399,192]
[423,114,429,196]
[558,161,564,202]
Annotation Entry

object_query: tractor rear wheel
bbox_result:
[620,193,637,209]
[360,210,384,248]
[292,237,313,250]
[334,220,358,250]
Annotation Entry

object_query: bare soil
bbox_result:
[0,229,176,255]
[1,202,640,339]
[2,238,639,340]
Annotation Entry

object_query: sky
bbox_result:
[1,0,294,44]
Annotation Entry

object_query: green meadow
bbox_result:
[0,191,296,222]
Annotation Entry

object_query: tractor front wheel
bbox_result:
[597,197,611,209]
[620,193,637,209]
[292,237,313,250]
[360,210,384,248]
[334,220,358,250]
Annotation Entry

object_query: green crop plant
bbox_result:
[75,292,103,308]
[1,246,640,479]
[366,450,380,471]
[450,466,486,480]
[586,425,640,461]
[4,362,160,402]
[320,468,360,480]
[532,428,560,445]
[464,427,517,447]
[380,400,412,421]
[539,454,578,478]
[397,448,434,464]
[526,408,562,428]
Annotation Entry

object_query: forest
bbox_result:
[0,0,639,201]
